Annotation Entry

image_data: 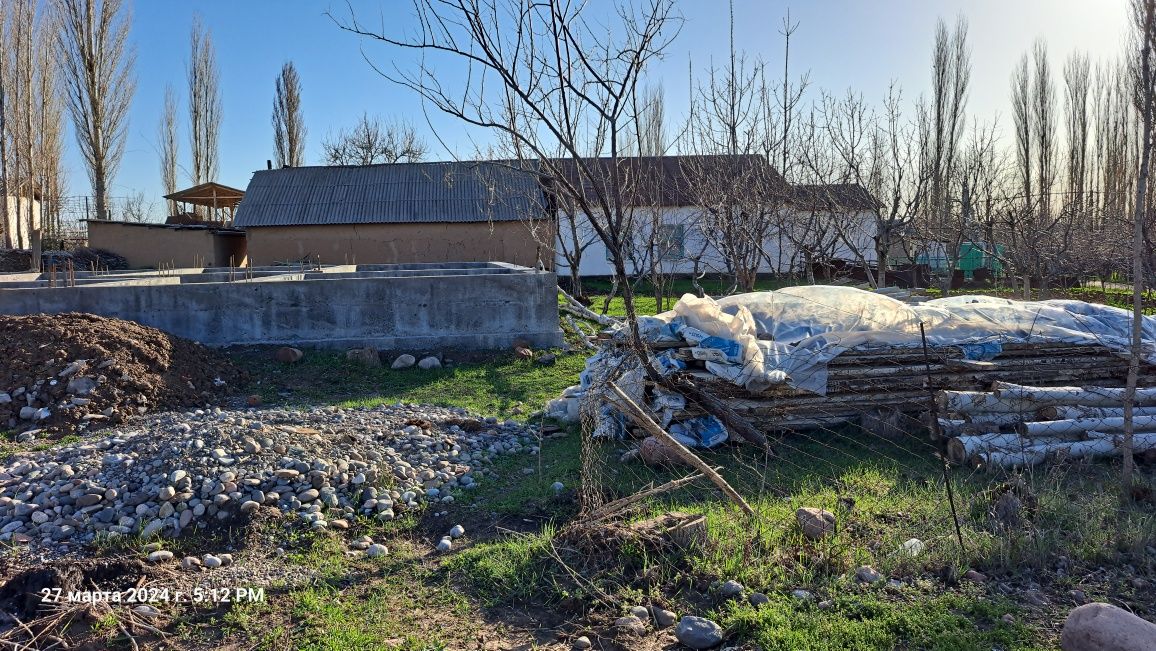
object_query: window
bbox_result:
[657,223,686,261]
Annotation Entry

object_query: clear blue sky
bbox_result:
[81,0,1129,218]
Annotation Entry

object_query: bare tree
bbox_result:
[322,114,425,165]
[1007,40,1062,297]
[328,0,681,364]
[628,84,679,311]
[35,7,65,241]
[273,61,306,167]
[2,0,34,248]
[822,85,930,288]
[120,190,154,222]
[0,1,8,248]
[683,1,783,292]
[1064,52,1092,216]
[159,85,178,215]
[188,16,220,184]
[923,15,971,295]
[15,0,34,252]
[55,0,134,222]
[1032,40,1058,225]
[1124,0,1156,495]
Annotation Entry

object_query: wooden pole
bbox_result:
[992,382,1156,406]
[608,381,755,516]
[1017,415,1156,437]
[1041,405,1156,420]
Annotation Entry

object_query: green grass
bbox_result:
[285,546,468,651]
[0,431,80,463]
[445,525,561,606]
[238,348,585,419]
[574,276,793,317]
[188,296,1153,649]
[723,590,1040,651]
[438,423,1154,650]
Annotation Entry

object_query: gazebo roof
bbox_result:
[163,182,245,209]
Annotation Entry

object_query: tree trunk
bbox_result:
[654,276,664,314]
[876,235,888,288]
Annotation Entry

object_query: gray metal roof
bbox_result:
[233,161,547,228]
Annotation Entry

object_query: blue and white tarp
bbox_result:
[637,286,1156,396]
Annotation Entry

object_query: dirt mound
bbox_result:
[0,249,31,273]
[0,313,246,437]
[0,558,148,621]
[60,248,130,272]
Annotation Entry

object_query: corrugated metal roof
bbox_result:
[791,184,878,212]
[548,155,790,207]
[233,161,547,227]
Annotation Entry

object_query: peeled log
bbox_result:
[991,382,1156,406]
[947,433,1068,465]
[1039,405,1156,420]
[1017,415,1156,437]
[980,432,1156,468]
[936,390,1034,414]
[963,411,1031,427]
[937,418,979,437]
[1061,602,1156,651]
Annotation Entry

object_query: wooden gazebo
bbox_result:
[163,182,245,225]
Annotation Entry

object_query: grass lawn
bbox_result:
[200,340,1155,650]
[234,347,587,420]
[571,276,794,317]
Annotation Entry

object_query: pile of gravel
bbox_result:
[0,403,542,554]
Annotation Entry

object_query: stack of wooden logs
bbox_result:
[942,382,1156,468]
[667,342,1156,433]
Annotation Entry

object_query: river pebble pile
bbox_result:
[0,403,541,553]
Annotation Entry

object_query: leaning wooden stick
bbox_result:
[583,472,704,523]
[608,381,755,516]
[559,288,621,326]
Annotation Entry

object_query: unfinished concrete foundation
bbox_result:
[0,262,562,350]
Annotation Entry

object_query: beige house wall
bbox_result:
[245,221,554,269]
[87,221,247,269]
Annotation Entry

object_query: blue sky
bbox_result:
[83,0,1129,217]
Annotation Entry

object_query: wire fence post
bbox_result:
[920,321,967,557]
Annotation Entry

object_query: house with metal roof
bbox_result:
[233,161,553,267]
[549,154,881,278]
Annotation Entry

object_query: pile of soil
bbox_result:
[0,249,31,273]
[0,558,148,621]
[0,313,246,436]
[68,247,128,271]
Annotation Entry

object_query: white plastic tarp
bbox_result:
[647,286,1156,395]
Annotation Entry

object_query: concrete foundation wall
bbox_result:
[87,221,247,269]
[0,263,562,350]
[245,222,554,269]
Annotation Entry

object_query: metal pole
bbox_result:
[920,321,967,556]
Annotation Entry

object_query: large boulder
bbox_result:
[1061,602,1156,651]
